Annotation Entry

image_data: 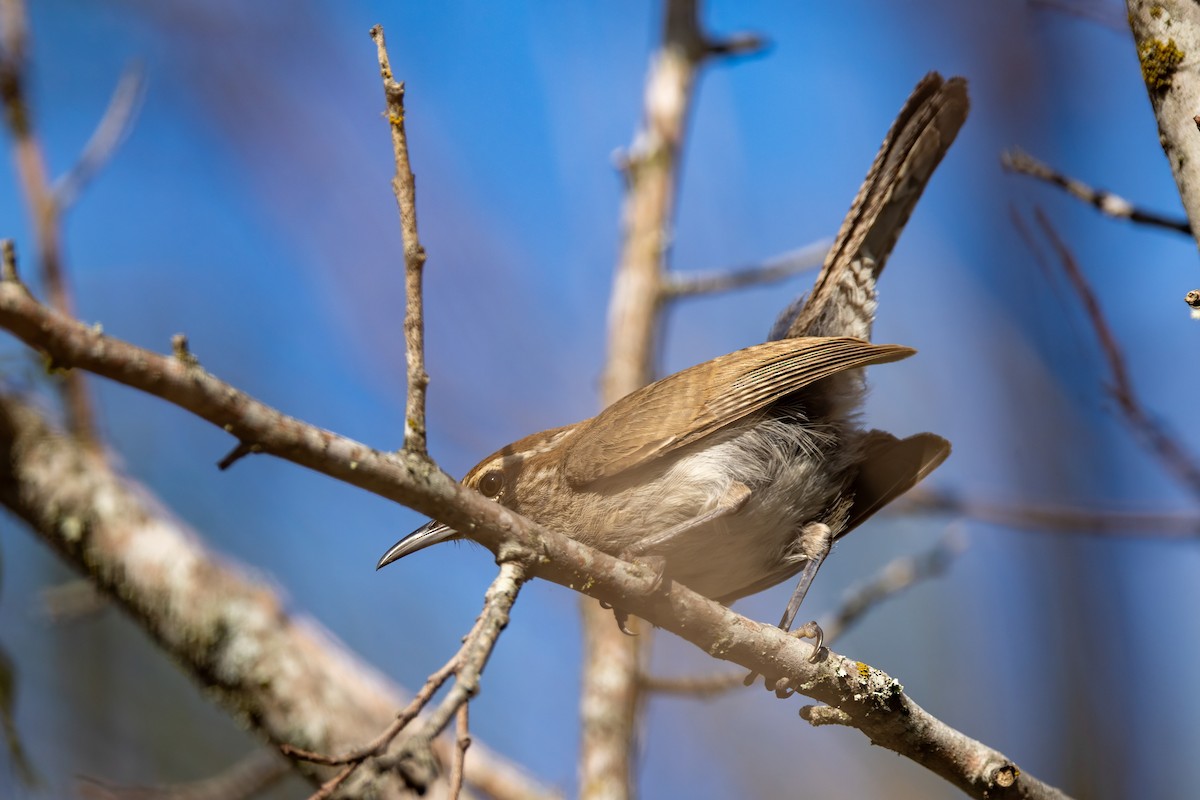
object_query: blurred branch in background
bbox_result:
[0,0,103,451]
[1002,149,1191,235]
[662,239,830,299]
[1033,206,1200,500]
[0,388,556,800]
[584,1,765,796]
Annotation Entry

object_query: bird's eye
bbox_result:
[478,470,504,498]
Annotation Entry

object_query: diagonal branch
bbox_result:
[1003,149,1191,235]
[0,274,1070,799]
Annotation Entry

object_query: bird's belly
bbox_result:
[576,418,852,601]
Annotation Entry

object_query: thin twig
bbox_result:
[448,704,471,800]
[1003,149,1191,234]
[284,561,526,797]
[1035,207,1200,499]
[54,62,145,210]
[370,24,430,456]
[0,0,99,451]
[662,239,830,299]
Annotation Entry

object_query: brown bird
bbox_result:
[379,73,968,637]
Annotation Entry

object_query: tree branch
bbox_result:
[1126,1,1200,250]
[0,386,557,800]
[1002,149,1191,234]
[0,279,1070,799]
[370,24,430,456]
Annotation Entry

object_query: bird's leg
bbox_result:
[745,521,834,686]
[777,521,834,637]
[603,483,752,634]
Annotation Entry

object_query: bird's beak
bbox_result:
[376,519,458,570]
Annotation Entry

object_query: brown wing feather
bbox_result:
[715,431,949,604]
[841,430,950,534]
[784,73,969,340]
[562,337,914,486]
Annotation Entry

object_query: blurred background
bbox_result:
[0,0,1196,797]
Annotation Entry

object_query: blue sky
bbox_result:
[1,2,1196,798]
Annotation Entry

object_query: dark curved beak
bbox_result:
[376,519,458,570]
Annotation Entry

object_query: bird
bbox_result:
[378,73,968,638]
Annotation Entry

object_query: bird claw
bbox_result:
[613,606,636,636]
[743,620,827,689]
[793,620,825,663]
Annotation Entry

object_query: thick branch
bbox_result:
[1126,1,1200,250]
[370,24,430,455]
[0,280,1069,800]
[0,387,556,800]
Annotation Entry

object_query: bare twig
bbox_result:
[1035,207,1200,499]
[76,749,289,800]
[1003,149,1191,234]
[54,62,146,210]
[370,24,430,456]
[0,0,99,451]
[0,261,1070,800]
[449,705,471,800]
[662,239,830,299]
[285,562,526,797]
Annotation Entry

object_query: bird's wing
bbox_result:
[840,430,950,534]
[713,431,950,604]
[562,337,913,486]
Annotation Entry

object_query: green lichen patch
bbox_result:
[1139,38,1185,93]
